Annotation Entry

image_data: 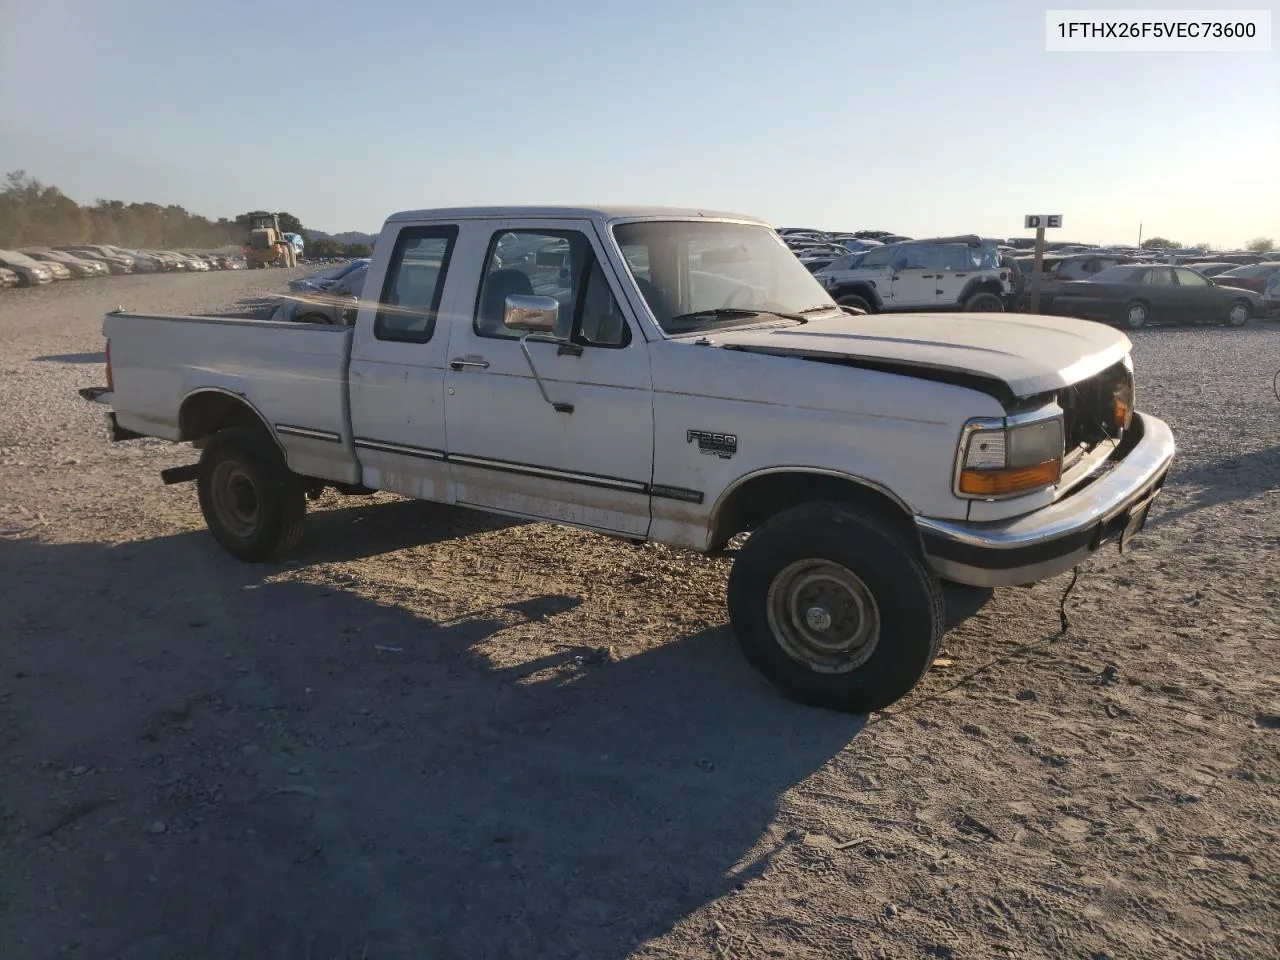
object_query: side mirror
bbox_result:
[503,294,561,335]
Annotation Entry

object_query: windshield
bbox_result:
[611,220,837,334]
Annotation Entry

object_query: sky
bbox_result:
[1,0,1277,246]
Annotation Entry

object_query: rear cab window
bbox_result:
[374,226,459,343]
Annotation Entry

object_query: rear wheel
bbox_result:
[1226,300,1251,327]
[1124,301,1149,329]
[727,502,944,713]
[963,292,1004,312]
[196,426,306,561]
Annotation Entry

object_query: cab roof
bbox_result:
[385,205,767,225]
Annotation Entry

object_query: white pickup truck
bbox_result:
[84,206,1175,713]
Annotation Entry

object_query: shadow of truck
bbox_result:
[0,509,887,960]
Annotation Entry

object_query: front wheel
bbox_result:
[963,292,1004,312]
[1124,301,1149,329]
[727,502,944,713]
[196,426,306,561]
[837,293,873,313]
[1225,300,1251,327]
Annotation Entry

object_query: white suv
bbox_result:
[816,236,1012,313]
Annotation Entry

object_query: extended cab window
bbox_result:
[475,229,631,347]
[374,226,458,343]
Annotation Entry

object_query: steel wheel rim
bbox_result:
[766,559,881,674]
[210,462,260,538]
[1128,305,1146,326]
[1229,304,1248,325]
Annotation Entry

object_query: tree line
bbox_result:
[1141,235,1274,253]
[0,171,372,258]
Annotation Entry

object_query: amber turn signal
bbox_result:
[958,459,1062,496]
[1113,396,1132,431]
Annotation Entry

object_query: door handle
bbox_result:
[450,357,489,370]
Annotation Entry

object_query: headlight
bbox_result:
[956,413,1064,498]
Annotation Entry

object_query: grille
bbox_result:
[1057,361,1131,452]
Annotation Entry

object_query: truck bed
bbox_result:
[103,311,357,483]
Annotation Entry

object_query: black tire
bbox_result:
[727,502,944,713]
[196,426,306,561]
[1225,299,1251,327]
[837,293,873,313]
[963,292,1004,312]
[1123,300,1149,329]
[296,312,336,325]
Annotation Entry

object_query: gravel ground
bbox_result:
[1,271,1277,960]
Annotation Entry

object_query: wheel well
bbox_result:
[179,391,272,444]
[963,281,1004,299]
[832,284,878,306]
[710,471,914,551]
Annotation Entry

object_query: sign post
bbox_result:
[1024,214,1062,314]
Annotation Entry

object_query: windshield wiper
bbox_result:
[667,307,810,330]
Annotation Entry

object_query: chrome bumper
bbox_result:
[916,412,1175,588]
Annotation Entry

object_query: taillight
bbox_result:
[106,341,114,391]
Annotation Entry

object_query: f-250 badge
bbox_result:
[687,429,737,459]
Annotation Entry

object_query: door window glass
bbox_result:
[476,229,630,347]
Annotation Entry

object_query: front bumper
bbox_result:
[916,412,1175,588]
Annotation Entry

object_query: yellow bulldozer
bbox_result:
[243,212,296,269]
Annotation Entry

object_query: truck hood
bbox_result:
[709,312,1131,401]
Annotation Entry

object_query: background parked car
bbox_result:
[0,249,56,285]
[1213,261,1280,294]
[272,261,369,324]
[120,250,163,273]
[55,246,134,274]
[0,267,19,288]
[289,258,368,293]
[1214,262,1280,316]
[20,255,72,281]
[20,248,106,278]
[1049,264,1262,328]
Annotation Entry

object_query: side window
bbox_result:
[1143,268,1173,286]
[374,227,458,343]
[939,245,973,271]
[895,245,932,269]
[475,229,630,348]
[1174,268,1208,287]
[857,246,895,269]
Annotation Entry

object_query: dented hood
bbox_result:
[710,312,1131,400]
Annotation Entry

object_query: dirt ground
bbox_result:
[0,270,1277,960]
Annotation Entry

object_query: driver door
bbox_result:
[442,221,654,536]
